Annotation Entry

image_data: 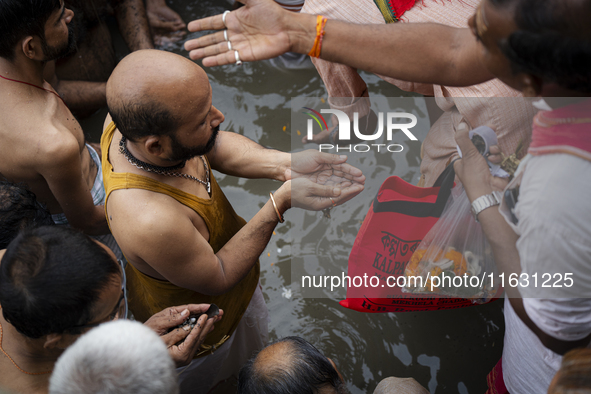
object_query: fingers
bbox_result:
[184,31,225,52]
[315,152,348,165]
[308,182,342,198]
[187,14,225,33]
[161,323,192,347]
[455,123,480,160]
[335,183,365,205]
[171,313,221,367]
[488,145,503,165]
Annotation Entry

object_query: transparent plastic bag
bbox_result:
[404,185,499,303]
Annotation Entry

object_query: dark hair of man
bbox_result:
[108,100,179,142]
[0,181,54,249]
[490,0,591,93]
[0,0,61,60]
[238,336,347,394]
[0,226,121,338]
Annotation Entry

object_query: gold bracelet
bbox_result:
[269,192,285,223]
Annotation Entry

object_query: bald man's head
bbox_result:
[238,337,348,394]
[106,50,211,142]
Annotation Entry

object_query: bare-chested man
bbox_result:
[0,0,110,237]
[42,0,155,117]
[102,50,364,393]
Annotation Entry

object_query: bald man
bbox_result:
[101,50,364,393]
[239,337,429,394]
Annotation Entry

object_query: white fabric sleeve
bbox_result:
[523,298,591,341]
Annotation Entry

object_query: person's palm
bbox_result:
[185,0,291,66]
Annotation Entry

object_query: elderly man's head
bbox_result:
[238,336,348,394]
[49,320,179,394]
[0,226,124,348]
[106,50,224,163]
[469,0,591,96]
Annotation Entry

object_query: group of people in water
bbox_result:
[0,0,590,393]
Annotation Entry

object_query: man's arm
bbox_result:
[38,132,109,235]
[207,131,366,184]
[120,181,293,295]
[185,0,493,87]
[113,0,154,51]
[454,127,591,355]
[206,130,288,181]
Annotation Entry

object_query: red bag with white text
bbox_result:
[340,164,483,313]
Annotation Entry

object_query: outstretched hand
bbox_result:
[286,150,366,185]
[184,0,294,66]
[288,177,364,211]
[286,150,365,210]
[144,304,223,367]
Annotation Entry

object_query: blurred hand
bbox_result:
[454,126,509,202]
[146,0,186,32]
[144,304,223,367]
[185,0,292,66]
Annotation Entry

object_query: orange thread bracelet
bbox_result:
[308,15,327,58]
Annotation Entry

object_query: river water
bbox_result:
[81,0,505,392]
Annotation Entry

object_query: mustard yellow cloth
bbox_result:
[101,121,260,357]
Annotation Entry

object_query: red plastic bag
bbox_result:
[340,165,483,313]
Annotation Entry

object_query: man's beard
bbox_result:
[42,22,77,61]
[168,125,219,163]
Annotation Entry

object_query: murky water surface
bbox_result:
[82,1,505,392]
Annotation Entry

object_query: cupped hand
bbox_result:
[290,176,364,211]
[286,150,365,186]
[144,304,223,367]
[184,0,292,66]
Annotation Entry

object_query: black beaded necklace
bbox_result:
[119,135,211,194]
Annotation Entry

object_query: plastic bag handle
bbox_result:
[372,162,456,218]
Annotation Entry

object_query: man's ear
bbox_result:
[145,135,167,157]
[521,74,543,97]
[21,36,44,61]
[43,333,65,350]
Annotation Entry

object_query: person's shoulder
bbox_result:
[520,153,591,208]
[109,188,201,243]
[32,125,81,167]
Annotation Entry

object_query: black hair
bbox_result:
[238,336,347,394]
[108,100,179,142]
[491,0,591,93]
[0,181,54,249]
[0,0,61,60]
[0,226,121,338]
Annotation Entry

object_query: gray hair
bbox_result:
[49,320,179,394]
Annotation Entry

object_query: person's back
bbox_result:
[0,0,108,235]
